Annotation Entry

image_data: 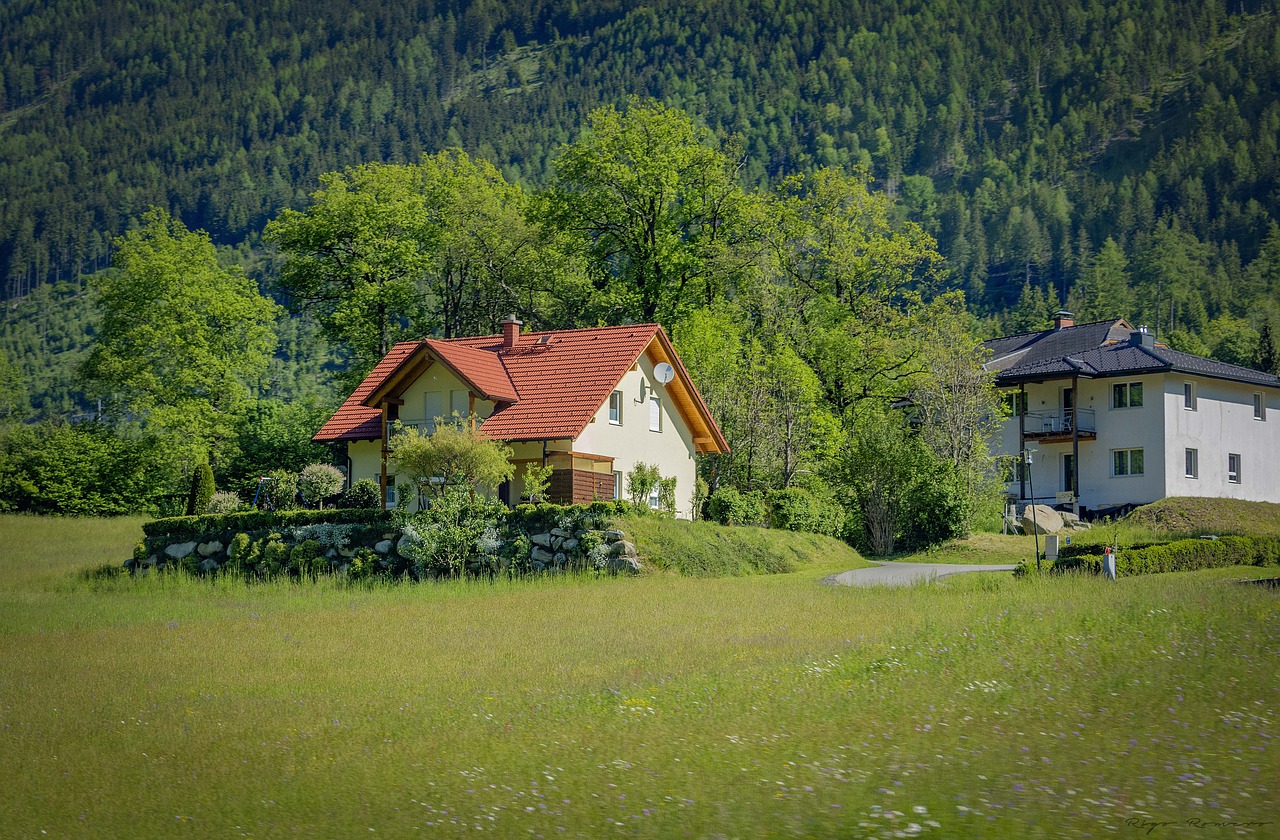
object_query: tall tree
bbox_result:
[265,164,436,381]
[81,209,278,462]
[545,97,751,326]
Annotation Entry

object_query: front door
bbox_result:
[1062,387,1075,431]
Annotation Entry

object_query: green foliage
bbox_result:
[520,462,553,504]
[399,493,510,578]
[0,420,168,515]
[206,491,245,515]
[624,462,662,508]
[255,469,299,511]
[389,422,514,504]
[186,459,216,516]
[141,506,393,541]
[259,534,289,576]
[80,209,279,459]
[705,487,767,527]
[220,399,332,498]
[339,478,383,510]
[297,463,344,507]
[764,487,845,537]
[656,476,677,516]
[1026,536,1280,578]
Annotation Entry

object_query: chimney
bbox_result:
[501,314,523,350]
[1130,325,1156,349]
[1053,310,1075,330]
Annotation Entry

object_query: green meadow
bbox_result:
[1,514,1276,838]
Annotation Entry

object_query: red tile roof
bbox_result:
[314,324,728,453]
[312,342,419,442]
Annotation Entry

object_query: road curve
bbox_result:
[821,561,1018,588]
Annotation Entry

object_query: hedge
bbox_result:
[1017,535,1280,578]
[142,507,396,541]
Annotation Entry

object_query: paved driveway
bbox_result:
[822,561,1018,587]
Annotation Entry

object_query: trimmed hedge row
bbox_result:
[1018,535,1280,577]
[142,507,396,541]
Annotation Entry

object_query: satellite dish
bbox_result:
[654,362,675,384]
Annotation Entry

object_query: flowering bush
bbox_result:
[298,463,345,507]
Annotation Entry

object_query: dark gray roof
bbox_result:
[983,320,1280,388]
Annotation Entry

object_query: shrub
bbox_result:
[288,539,325,577]
[206,491,245,514]
[187,460,216,516]
[298,463,345,507]
[656,476,677,515]
[625,462,662,507]
[520,462,553,503]
[339,478,382,510]
[1022,535,1280,578]
[259,534,289,576]
[706,487,766,526]
[765,487,845,536]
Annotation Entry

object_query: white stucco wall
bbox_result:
[572,353,699,518]
[1164,377,1280,502]
[996,373,1280,509]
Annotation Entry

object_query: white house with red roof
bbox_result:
[313,318,728,517]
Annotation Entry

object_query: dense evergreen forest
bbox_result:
[3,0,1280,417]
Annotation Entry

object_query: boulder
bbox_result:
[603,529,626,543]
[165,541,198,559]
[561,538,580,552]
[1020,505,1064,535]
[608,540,638,558]
[531,546,555,564]
[374,539,393,554]
[603,555,642,574]
[531,533,554,548]
[199,557,219,573]
[553,552,568,567]
[197,540,223,558]
[550,527,574,538]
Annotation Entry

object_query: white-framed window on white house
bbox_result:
[613,470,623,500]
[384,477,396,508]
[1112,381,1144,408]
[609,390,623,425]
[1113,448,1144,477]
[649,395,662,432]
[1254,392,1266,421]
[1183,381,1197,410]
[648,482,660,509]
[1002,391,1028,416]
[1228,453,1241,484]
[1185,448,1198,479]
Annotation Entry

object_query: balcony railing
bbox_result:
[1023,408,1095,437]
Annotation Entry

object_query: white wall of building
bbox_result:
[573,352,699,518]
[997,373,1280,510]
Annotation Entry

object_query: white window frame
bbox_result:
[1228,453,1241,484]
[1112,448,1145,477]
[608,390,623,425]
[612,470,623,500]
[1111,381,1144,409]
[1184,447,1198,479]
[648,482,661,509]
[1254,392,1266,421]
[1183,381,1197,411]
[649,395,662,432]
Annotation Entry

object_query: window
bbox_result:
[999,455,1027,484]
[608,390,623,425]
[1063,453,1076,493]
[1183,381,1196,411]
[1254,392,1266,421]
[1184,448,1198,479]
[384,477,396,507]
[648,482,661,509]
[1228,453,1241,484]
[613,470,623,500]
[649,395,662,432]
[1112,382,1144,408]
[1113,448,1145,477]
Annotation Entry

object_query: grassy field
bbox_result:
[1,514,1277,838]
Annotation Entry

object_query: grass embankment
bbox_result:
[2,515,1278,838]
[615,514,874,578]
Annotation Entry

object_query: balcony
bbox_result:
[1022,409,1095,442]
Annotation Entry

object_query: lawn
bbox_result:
[1,514,1277,838]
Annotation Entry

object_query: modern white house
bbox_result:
[313,318,727,518]
[984,312,1280,516]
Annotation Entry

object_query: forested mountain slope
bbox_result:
[3,0,1279,372]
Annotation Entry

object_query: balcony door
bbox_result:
[1061,387,1075,431]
